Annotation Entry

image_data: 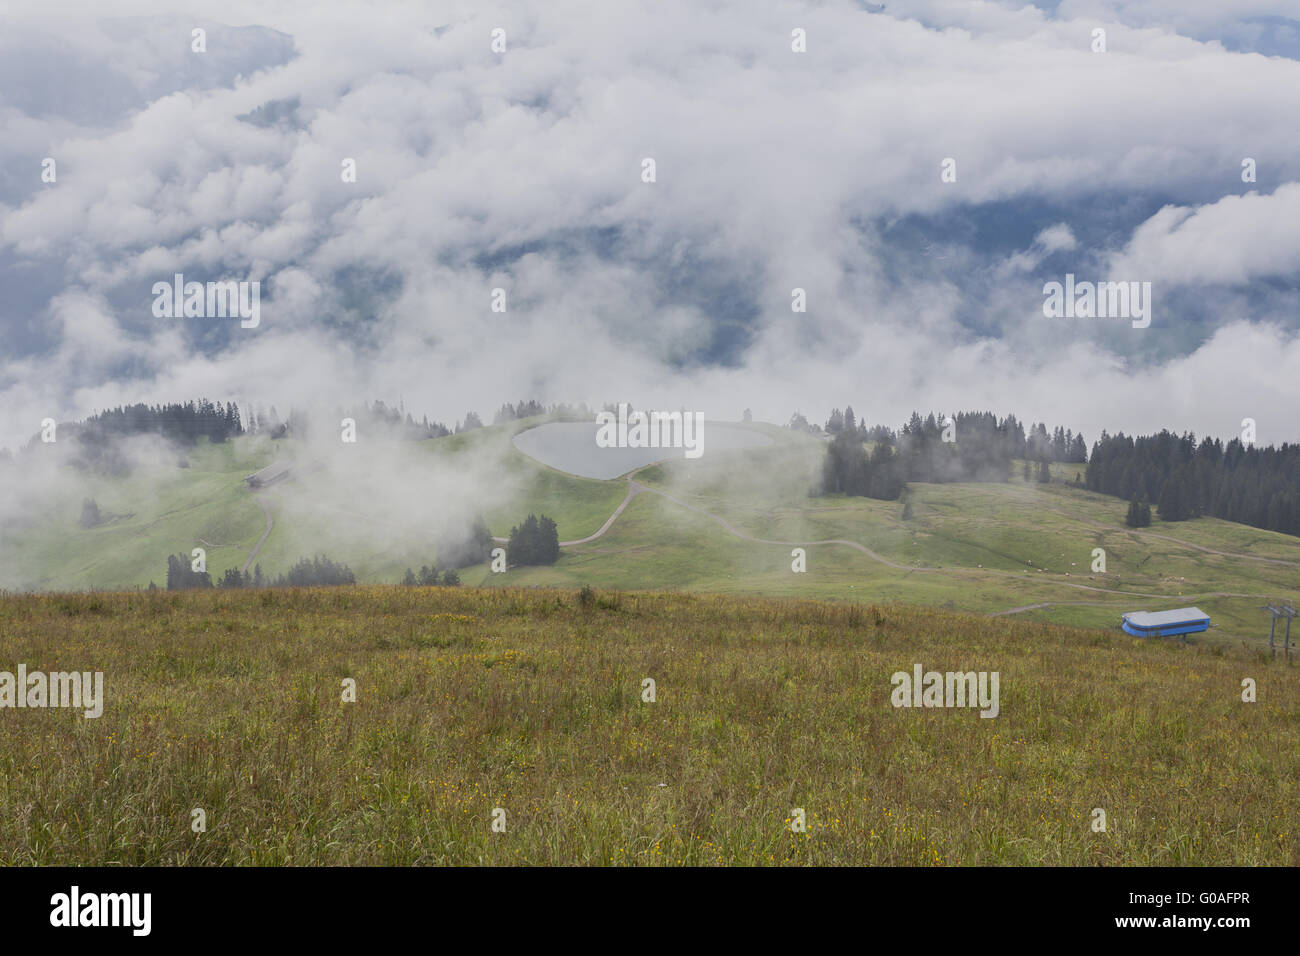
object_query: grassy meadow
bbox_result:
[0,586,1295,866]
[477,429,1300,642]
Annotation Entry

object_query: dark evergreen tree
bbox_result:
[1158,472,1189,522]
[537,515,561,564]
[869,442,904,499]
[1126,497,1151,528]
[278,555,356,587]
[219,567,247,588]
[787,412,819,434]
[166,553,212,590]
[507,514,539,566]
[821,428,870,496]
[506,513,561,566]
[437,515,495,568]
[79,498,102,528]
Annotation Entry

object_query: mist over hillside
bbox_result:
[3,396,1297,662]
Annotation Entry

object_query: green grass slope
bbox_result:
[5,422,1299,650]
[4,437,277,591]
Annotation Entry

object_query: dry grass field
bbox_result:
[0,585,1295,865]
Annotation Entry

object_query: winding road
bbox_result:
[240,491,274,574]
[492,480,645,547]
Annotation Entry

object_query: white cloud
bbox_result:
[1108,183,1300,284]
[0,0,1297,453]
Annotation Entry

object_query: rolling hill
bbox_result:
[3,417,1298,648]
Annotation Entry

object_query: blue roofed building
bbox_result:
[1121,607,1210,638]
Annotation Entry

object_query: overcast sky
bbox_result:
[2,0,1299,450]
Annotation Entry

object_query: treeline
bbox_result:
[1126,498,1153,527]
[817,407,1086,499]
[15,395,597,458]
[161,554,357,590]
[234,399,580,442]
[805,405,1087,463]
[165,554,216,590]
[45,401,244,472]
[401,566,461,586]
[343,400,453,440]
[493,400,591,424]
[1088,431,1300,535]
[61,400,244,447]
[820,431,906,499]
[352,397,588,438]
[237,401,462,441]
